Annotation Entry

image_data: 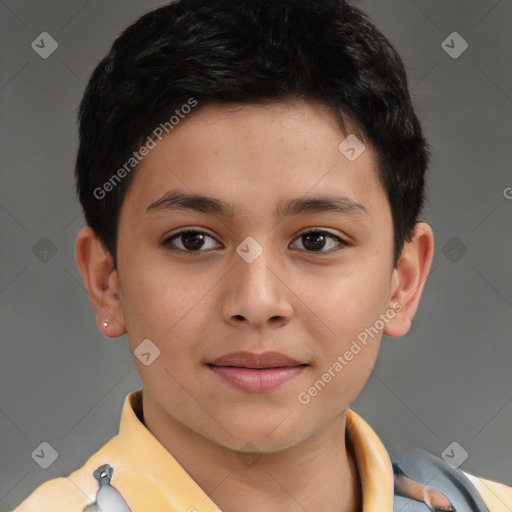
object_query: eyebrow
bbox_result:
[146,189,367,218]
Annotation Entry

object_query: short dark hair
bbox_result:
[75,0,430,268]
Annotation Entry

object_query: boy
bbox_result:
[13,0,511,510]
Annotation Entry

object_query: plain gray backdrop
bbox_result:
[1,0,511,509]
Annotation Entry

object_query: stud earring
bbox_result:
[102,318,109,328]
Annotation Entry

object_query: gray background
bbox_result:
[1,0,511,509]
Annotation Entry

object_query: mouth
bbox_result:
[206,351,308,393]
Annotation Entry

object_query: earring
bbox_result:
[102,319,109,328]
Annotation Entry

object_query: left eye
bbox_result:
[162,229,347,254]
[290,230,348,253]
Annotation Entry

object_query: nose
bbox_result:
[221,242,293,330]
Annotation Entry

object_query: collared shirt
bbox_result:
[13,389,512,511]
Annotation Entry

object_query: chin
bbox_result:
[209,413,311,450]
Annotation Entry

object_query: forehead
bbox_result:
[121,100,389,223]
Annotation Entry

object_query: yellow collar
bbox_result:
[117,389,394,511]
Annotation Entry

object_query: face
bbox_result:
[113,100,398,451]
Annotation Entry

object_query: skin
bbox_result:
[76,99,434,512]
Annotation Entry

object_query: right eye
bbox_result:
[161,229,222,254]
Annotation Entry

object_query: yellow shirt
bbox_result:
[13,389,512,511]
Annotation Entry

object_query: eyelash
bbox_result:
[161,228,349,256]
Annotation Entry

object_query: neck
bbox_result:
[142,391,363,512]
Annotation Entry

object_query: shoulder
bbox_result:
[12,436,120,512]
[388,443,512,512]
[461,470,512,512]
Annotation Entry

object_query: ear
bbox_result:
[75,226,126,338]
[383,222,434,338]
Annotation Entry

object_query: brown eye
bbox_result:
[291,230,347,253]
[162,228,348,256]
[162,229,220,253]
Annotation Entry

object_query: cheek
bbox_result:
[120,259,211,342]
[314,343,379,413]
[313,268,389,338]
[303,280,384,410]
[304,266,388,383]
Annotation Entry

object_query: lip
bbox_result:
[208,350,305,368]
[207,351,308,393]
